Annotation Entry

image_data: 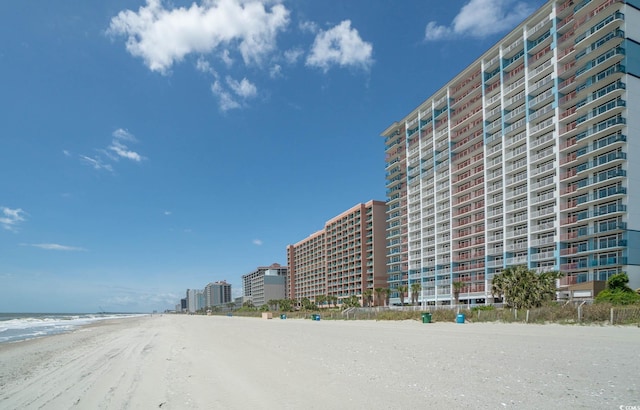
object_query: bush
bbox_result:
[595,273,640,305]
[595,289,640,305]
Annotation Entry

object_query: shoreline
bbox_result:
[1,315,638,409]
[0,312,149,344]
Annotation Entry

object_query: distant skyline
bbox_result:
[0,0,546,312]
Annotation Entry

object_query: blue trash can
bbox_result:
[456,313,465,324]
[280,314,287,319]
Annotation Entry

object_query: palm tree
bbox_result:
[315,295,326,308]
[452,281,465,306]
[344,295,360,308]
[374,288,385,307]
[279,299,293,312]
[396,284,408,306]
[301,297,313,310]
[410,282,422,306]
[325,295,338,308]
[384,288,391,307]
[491,265,563,309]
[363,289,373,307]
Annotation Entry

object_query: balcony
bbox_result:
[575,63,625,98]
[531,251,555,262]
[574,12,624,45]
[506,255,528,265]
[530,117,555,136]
[531,162,556,178]
[529,103,555,123]
[505,143,528,160]
[531,220,556,233]
[531,236,557,246]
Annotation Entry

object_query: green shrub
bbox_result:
[595,289,640,305]
[595,273,640,305]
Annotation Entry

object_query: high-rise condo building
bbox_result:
[381,0,640,306]
[186,289,204,313]
[241,263,288,307]
[286,200,387,305]
[204,281,232,307]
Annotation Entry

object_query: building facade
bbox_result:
[381,0,640,306]
[204,281,232,307]
[286,200,387,305]
[241,263,288,307]
[186,289,204,313]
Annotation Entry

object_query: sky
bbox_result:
[0,0,547,313]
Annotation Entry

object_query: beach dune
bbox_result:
[0,315,638,409]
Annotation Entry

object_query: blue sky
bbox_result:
[0,0,546,313]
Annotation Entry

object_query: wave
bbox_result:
[0,313,145,344]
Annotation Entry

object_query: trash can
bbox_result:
[280,314,287,319]
[456,313,465,324]
[312,314,321,321]
[421,313,432,323]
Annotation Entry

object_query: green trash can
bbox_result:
[280,314,287,319]
[421,312,432,323]
[312,314,320,321]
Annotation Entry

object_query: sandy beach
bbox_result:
[0,315,638,409]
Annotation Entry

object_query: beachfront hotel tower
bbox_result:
[381,0,640,306]
[241,263,288,308]
[286,200,387,306]
[204,281,232,307]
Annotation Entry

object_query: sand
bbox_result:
[0,314,638,409]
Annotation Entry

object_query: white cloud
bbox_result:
[211,76,257,111]
[253,239,263,246]
[108,140,144,162]
[107,0,290,74]
[425,0,533,41]
[299,20,318,34]
[306,20,373,72]
[0,207,26,231]
[212,79,241,111]
[112,128,137,142]
[284,48,303,64]
[80,155,114,172]
[227,77,257,98]
[220,49,233,67]
[109,129,144,162]
[103,288,181,309]
[164,210,172,215]
[23,243,86,251]
[63,150,71,157]
[196,57,216,74]
[269,64,282,78]
[424,22,451,41]
[81,129,145,172]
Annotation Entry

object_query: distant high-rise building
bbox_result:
[286,200,387,305]
[204,281,232,307]
[380,0,640,305]
[242,263,288,307]
[186,289,201,313]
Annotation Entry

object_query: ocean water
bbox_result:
[0,313,144,344]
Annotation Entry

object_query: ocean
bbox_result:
[0,313,145,344]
